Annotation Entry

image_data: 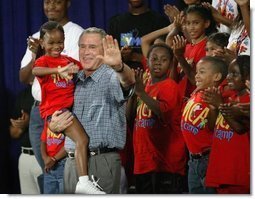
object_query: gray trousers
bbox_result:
[64,152,121,194]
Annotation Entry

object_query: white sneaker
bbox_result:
[75,176,106,194]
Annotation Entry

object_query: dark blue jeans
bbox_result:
[188,154,216,194]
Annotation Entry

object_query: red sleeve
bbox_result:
[34,56,47,68]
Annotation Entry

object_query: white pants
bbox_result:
[18,152,42,194]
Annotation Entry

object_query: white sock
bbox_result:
[79,175,89,183]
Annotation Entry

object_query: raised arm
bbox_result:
[202,2,234,28]
[141,24,175,57]
[19,36,40,84]
[172,35,196,85]
[235,0,250,36]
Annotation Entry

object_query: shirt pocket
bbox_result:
[85,102,103,122]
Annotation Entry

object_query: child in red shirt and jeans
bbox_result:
[181,56,228,193]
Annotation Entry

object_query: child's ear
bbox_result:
[39,39,44,49]
[214,72,222,82]
[205,20,210,29]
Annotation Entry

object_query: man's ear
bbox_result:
[67,0,71,8]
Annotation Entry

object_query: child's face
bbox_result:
[186,12,209,41]
[227,60,245,91]
[195,60,219,90]
[148,47,170,79]
[205,41,223,56]
[41,29,64,57]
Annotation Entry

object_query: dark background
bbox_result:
[0,0,186,193]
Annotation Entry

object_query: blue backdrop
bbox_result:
[0,0,181,193]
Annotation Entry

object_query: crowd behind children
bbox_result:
[10,0,250,194]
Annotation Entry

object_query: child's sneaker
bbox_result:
[75,175,106,194]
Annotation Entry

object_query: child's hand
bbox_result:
[172,35,186,58]
[201,87,223,110]
[214,47,236,64]
[219,103,235,118]
[57,63,77,81]
[44,156,56,173]
[234,0,249,7]
[202,2,221,19]
[121,45,132,62]
[164,4,180,23]
[134,68,145,96]
[173,12,185,32]
[245,80,250,92]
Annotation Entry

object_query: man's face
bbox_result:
[44,0,69,23]
[79,33,104,75]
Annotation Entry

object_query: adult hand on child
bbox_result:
[49,110,74,133]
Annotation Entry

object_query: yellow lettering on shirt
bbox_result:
[215,114,230,130]
[182,99,209,125]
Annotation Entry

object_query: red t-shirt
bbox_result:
[206,92,250,188]
[181,90,213,153]
[34,55,81,119]
[41,122,65,157]
[133,78,187,175]
[178,38,207,100]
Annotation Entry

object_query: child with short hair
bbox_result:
[32,21,105,194]
[205,55,250,194]
[130,43,187,193]
[181,56,228,193]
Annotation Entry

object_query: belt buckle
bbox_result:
[68,152,75,158]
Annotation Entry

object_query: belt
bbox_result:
[21,147,34,155]
[33,100,41,106]
[190,149,210,159]
[67,147,118,158]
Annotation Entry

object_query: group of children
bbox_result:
[30,0,250,195]
[125,0,250,194]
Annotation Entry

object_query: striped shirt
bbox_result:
[64,64,133,151]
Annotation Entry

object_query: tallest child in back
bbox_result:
[172,4,217,101]
[32,21,105,194]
